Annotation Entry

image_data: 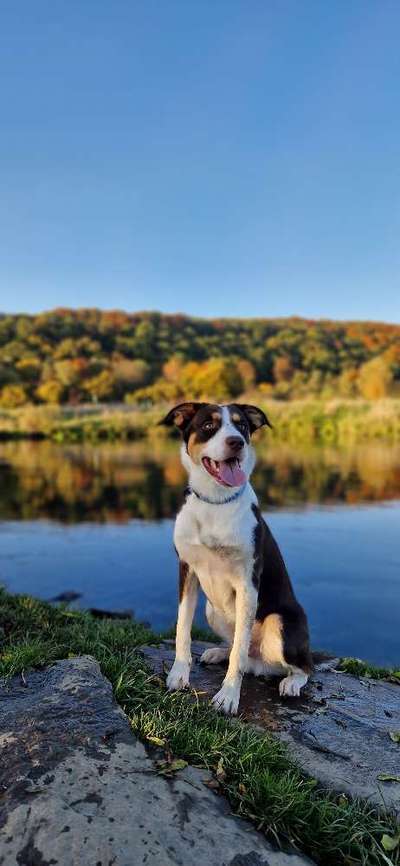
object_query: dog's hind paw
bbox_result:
[166,661,190,691]
[200,646,230,665]
[279,672,308,697]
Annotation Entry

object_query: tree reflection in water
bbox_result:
[1,440,400,524]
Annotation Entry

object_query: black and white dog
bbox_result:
[161,402,311,715]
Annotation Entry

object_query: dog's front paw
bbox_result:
[166,660,190,692]
[212,681,241,715]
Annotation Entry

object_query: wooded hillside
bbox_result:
[0,309,399,406]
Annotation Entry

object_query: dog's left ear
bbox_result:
[159,402,206,434]
[235,404,272,435]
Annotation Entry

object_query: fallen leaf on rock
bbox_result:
[216,757,226,782]
[155,757,188,776]
[388,731,400,744]
[170,759,188,772]
[381,834,400,852]
[203,778,220,790]
[377,773,400,783]
[147,736,166,747]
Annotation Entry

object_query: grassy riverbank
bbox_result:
[1,588,399,866]
[1,398,400,443]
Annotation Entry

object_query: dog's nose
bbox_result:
[226,436,244,453]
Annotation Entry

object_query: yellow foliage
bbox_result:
[358,356,393,400]
[0,384,29,408]
[36,380,65,404]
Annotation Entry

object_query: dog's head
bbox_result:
[160,402,271,490]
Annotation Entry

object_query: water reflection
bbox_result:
[0,439,400,523]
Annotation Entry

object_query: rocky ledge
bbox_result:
[0,656,313,866]
[141,640,400,815]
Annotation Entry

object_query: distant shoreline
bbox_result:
[1,398,400,443]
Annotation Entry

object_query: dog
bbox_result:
[161,401,312,715]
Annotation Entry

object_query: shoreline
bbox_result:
[1,397,400,443]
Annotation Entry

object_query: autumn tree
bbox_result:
[36,380,65,404]
[112,358,151,392]
[83,370,116,402]
[358,356,393,400]
[0,384,28,408]
[273,355,294,383]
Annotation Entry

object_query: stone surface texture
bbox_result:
[141,640,400,815]
[0,656,313,866]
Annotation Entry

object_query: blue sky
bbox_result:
[1,1,399,321]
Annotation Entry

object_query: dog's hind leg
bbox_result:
[260,612,311,697]
[200,602,233,665]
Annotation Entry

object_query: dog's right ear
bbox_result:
[159,402,206,434]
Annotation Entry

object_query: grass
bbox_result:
[1,398,400,442]
[339,657,400,683]
[1,586,399,866]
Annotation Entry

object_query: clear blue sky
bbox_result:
[1,1,399,321]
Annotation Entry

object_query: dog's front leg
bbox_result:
[167,561,199,692]
[212,580,257,715]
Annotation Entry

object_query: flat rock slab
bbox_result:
[141,641,400,815]
[0,657,313,866]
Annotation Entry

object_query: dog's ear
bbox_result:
[234,404,272,435]
[159,402,206,434]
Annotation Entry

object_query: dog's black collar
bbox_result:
[186,485,247,505]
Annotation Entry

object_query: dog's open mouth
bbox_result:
[202,457,247,488]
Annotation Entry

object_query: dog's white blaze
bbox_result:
[201,405,243,463]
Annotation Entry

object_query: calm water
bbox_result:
[0,439,399,666]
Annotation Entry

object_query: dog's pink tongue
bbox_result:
[219,460,247,487]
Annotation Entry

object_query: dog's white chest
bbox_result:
[174,494,256,613]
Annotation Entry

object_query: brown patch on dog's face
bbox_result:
[186,404,222,463]
[187,431,203,464]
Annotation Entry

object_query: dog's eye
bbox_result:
[202,421,214,432]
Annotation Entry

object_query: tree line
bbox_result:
[0,308,399,407]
